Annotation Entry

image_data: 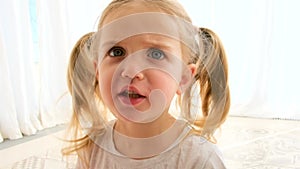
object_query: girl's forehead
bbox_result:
[94,6,199,59]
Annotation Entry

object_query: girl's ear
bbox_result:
[187,63,197,76]
[176,64,196,95]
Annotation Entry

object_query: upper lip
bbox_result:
[118,86,146,97]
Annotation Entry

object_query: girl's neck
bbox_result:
[114,113,176,138]
[112,113,188,159]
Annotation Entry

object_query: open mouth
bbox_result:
[118,89,146,106]
[119,90,146,98]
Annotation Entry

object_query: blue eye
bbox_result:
[147,48,165,60]
[108,46,126,57]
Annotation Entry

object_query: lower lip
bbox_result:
[118,96,145,106]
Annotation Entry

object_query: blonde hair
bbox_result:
[63,0,230,168]
[98,0,191,28]
[184,27,230,142]
[63,32,95,168]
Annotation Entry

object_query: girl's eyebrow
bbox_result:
[101,40,120,48]
[145,39,177,50]
[101,37,178,51]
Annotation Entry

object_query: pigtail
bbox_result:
[63,32,101,168]
[187,27,230,142]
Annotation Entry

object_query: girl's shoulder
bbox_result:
[180,134,217,152]
[178,134,227,168]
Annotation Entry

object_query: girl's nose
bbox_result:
[121,71,144,80]
[119,51,146,81]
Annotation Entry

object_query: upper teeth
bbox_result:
[121,90,141,98]
[126,91,137,94]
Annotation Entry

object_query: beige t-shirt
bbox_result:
[76,121,227,169]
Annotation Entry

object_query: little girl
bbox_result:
[64,0,230,168]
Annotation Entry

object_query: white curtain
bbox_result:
[1,0,299,142]
[37,0,72,128]
[0,0,42,142]
[0,0,103,142]
[180,0,300,120]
